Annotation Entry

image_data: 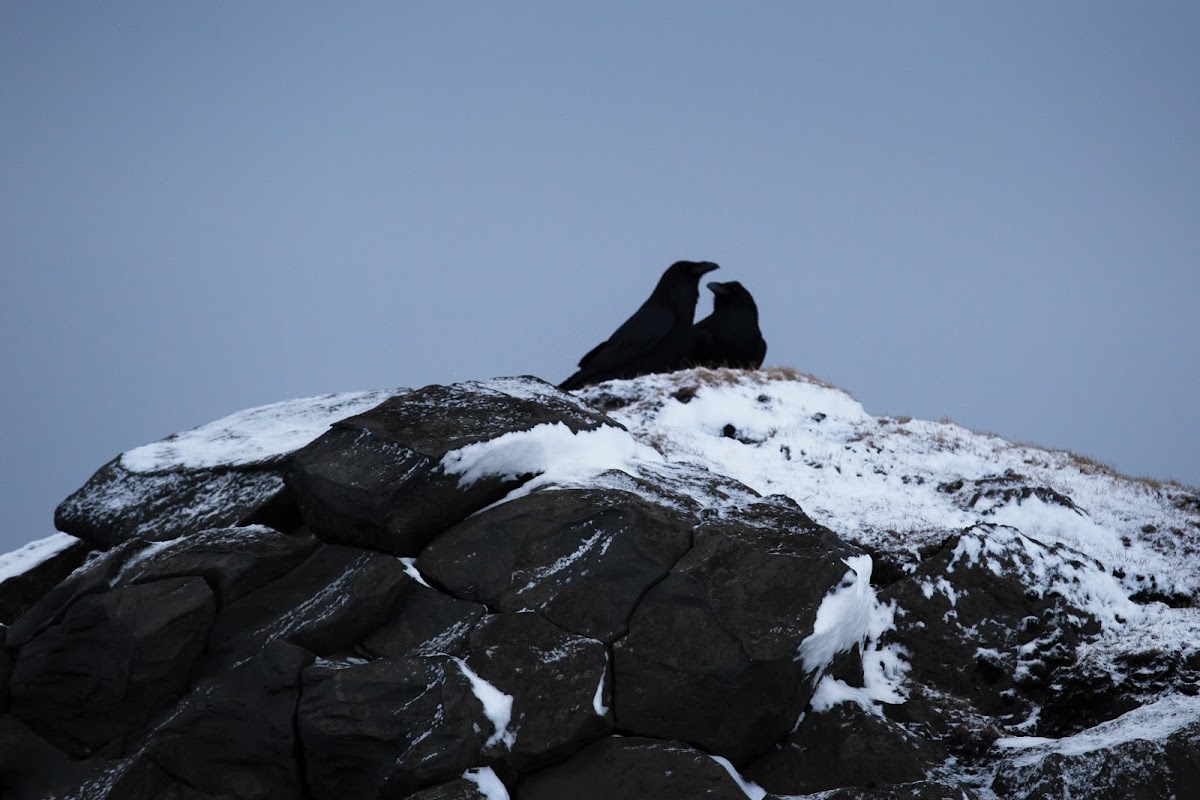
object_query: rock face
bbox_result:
[289,378,617,556]
[3,372,1199,799]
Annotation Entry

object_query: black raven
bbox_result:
[690,280,767,369]
[559,260,720,391]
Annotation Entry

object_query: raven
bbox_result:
[559,260,720,391]
[690,280,767,369]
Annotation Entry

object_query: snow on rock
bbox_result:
[462,766,510,800]
[0,533,78,584]
[121,389,402,472]
[992,693,1200,796]
[995,692,1200,763]
[441,421,663,507]
[592,652,609,716]
[798,555,908,714]
[710,755,768,800]
[577,368,1199,596]
[577,368,1200,708]
[453,657,517,750]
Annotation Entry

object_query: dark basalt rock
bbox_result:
[9,576,215,757]
[103,757,223,800]
[419,486,697,643]
[299,654,487,799]
[5,538,149,649]
[0,714,88,800]
[517,735,751,800]
[462,612,612,772]
[141,641,313,799]
[288,377,617,556]
[9,373,1193,799]
[613,495,863,765]
[5,526,316,650]
[0,536,91,625]
[202,544,409,673]
[120,525,319,608]
[0,646,9,713]
[357,575,487,659]
[743,703,946,795]
[55,457,289,549]
[300,612,610,798]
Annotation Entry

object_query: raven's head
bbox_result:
[657,260,719,311]
[707,280,760,315]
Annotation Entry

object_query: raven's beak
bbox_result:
[706,281,727,294]
[692,262,720,276]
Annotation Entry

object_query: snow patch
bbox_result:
[399,557,432,588]
[453,658,516,749]
[798,555,908,714]
[593,652,609,716]
[121,388,400,472]
[0,532,78,583]
[440,421,664,508]
[462,766,509,799]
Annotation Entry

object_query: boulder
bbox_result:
[517,736,753,800]
[743,703,946,795]
[299,611,611,798]
[53,389,401,550]
[419,486,697,643]
[357,573,487,659]
[5,538,153,649]
[140,641,314,799]
[461,612,612,771]
[9,577,215,756]
[78,754,224,800]
[299,654,487,799]
[202,544,409,673]
[288,377,616,556]
[0,535,91,625]
[881,524,1106,730]
[119,525,319,607]
[613,495,862,764]
[55,457,289,549]
[0,714,89,800]
[6,526,316,650]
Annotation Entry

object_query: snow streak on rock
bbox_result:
[710,755,768,800]
[453,657,516,750]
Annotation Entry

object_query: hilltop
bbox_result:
[1,370,1198,799]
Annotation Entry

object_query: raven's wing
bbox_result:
[576,298,676,374]
[689,316,717,365]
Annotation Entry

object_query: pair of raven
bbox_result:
[559,260,767,391]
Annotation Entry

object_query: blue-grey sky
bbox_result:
[3,3,1198,556]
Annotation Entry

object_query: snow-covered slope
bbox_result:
[578,369,1197,596]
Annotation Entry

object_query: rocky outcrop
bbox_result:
[2,372,1197,799]
[289,379,616,556]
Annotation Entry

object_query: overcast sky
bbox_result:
[3,3,1198,556]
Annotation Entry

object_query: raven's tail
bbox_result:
[558,372,588,392]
